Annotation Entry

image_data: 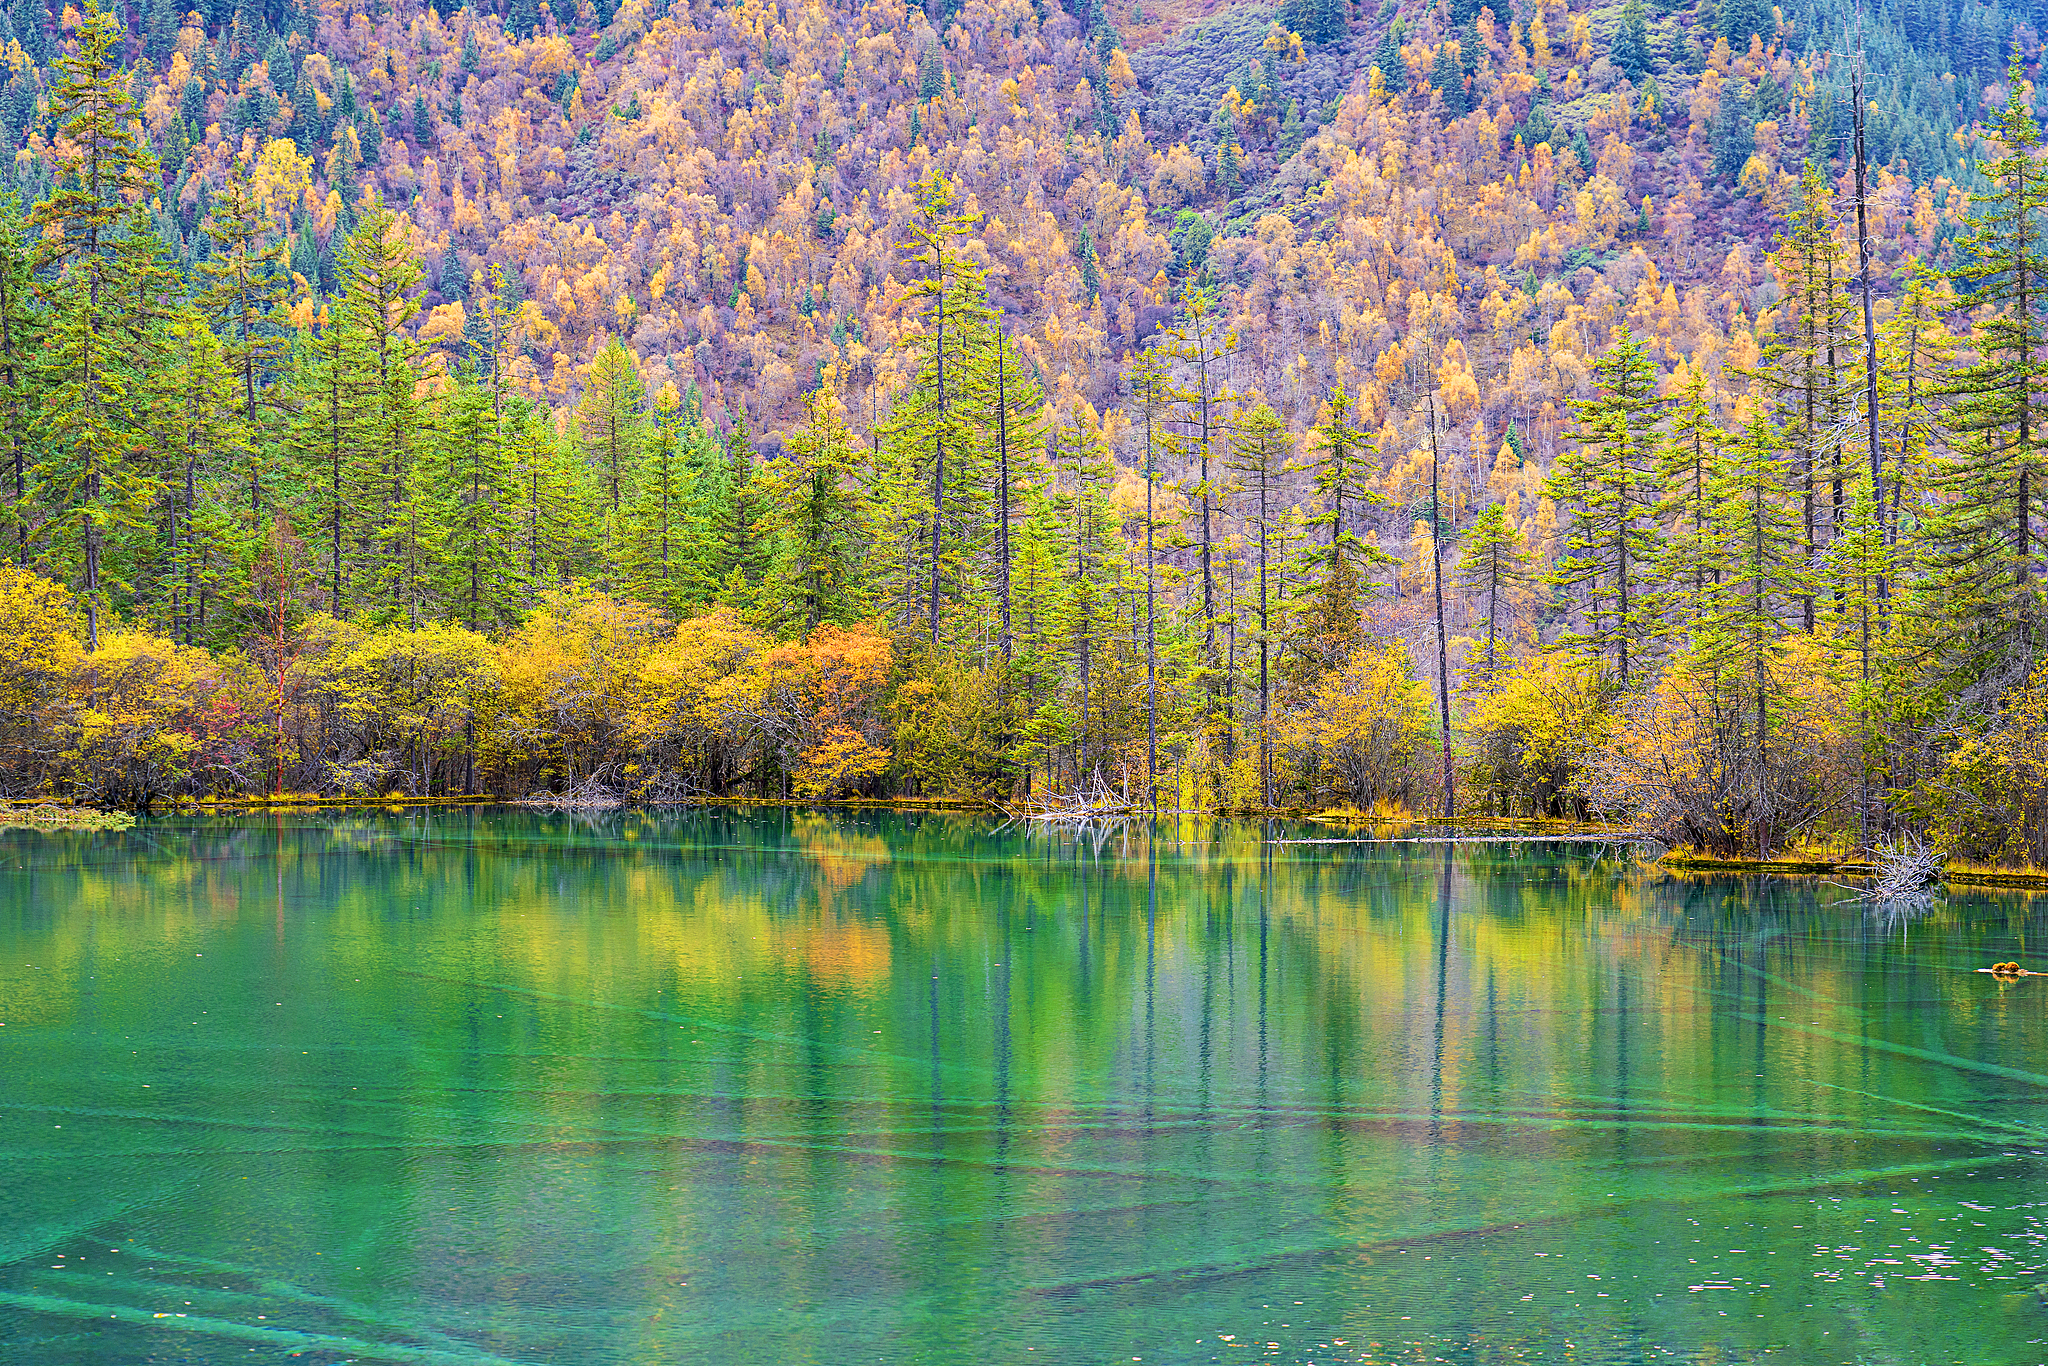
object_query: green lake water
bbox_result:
[1,809,2044,1365]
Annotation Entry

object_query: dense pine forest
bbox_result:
[0,0,2045,863]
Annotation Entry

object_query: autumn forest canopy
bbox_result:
[3,0,2048,862]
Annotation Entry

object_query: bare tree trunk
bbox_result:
[1429,396,1453,820]
[1854,37,1883,600]
[996,334,1012,661]
[1146,425,1158,814]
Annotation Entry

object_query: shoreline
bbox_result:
[15,798,2048,888]
[1659,853,2048,891]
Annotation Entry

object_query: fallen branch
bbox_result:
[1003,771,1136,824]
[515,768,625,810]
[1828,834,1943,911]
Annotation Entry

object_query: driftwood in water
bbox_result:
[1843,835,1943,908]
[516,769,625,811]
[1004,773,1136,824]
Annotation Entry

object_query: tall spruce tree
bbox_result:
[1228,401,1289,807]
[331,207,426,624]
[1930,53,2048,667]
[1547,327,1664,684]
[1290,384,1387,679]
[0,199,41,560]
[886,169,995,644]
[197,154,291,511]
[29,0,166,648]
[616,383,697,618]
[1454,503,1533,688]
[1162,285,1236,782]
[1758,166,1853,630]
[767,387,866,633]
[420,374,520,629]
[707,413,771,605]
[578,336,647,525]
[1126,345,1182,808]
[1694,406,1809,852]
[1654,368,1729,633]
[961,326,1044,662]
[159,315,252,647]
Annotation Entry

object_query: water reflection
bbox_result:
[0,808,2044,1365]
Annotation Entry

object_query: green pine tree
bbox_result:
[1928,53,2048,668]
[1227,400,1289,805]
[707,412,771,607]
[1690,405,1809,853]
[1654,369,1730,633]
[1454,503,1533,688]
[1289,384,1388,679]
[27,0,168,648]
[196,153,292,511]
[883,168,998,644]
[617,383,702,618]
[420,374,520,629]
[1546,326,1664,684]
[765,387,867,633]
[0,198,43,560]
[1611,0,1652,82]
[331,206,427,624]
[159,314,255,648]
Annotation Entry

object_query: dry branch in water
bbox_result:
[1004,772,1137,825]
[515,768,626,811]
[1840,835,1943,910]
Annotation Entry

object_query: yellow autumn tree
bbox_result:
[0,566,86,793]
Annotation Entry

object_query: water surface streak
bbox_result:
[1,809,2044,1364]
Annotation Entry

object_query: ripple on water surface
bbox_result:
[0,808,2044,1364]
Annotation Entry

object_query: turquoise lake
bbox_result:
[1,809,2044,1364]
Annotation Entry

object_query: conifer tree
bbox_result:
[0,200,40,560]
[1162,285,1235,777]
[1875,266,1955,549]
[29,0,166,648]
[617,383,697,618]
[1930,53,2048,664]
[1227,401,1288,806]
[1547,327,1663,684]
[143,0,177,62]
[1654,368,1729,632]
[578,336,647,524]
[887,169,995,644]
[1758,166,1853,630]
[1610,0,1651,82]
[961,327,1045,661]
[1711,83,1755,182]
[707,413,771,605]
[767,386,866,633]
[1007,489,1070,773]
[1693,406,1809,851]
[10,0,49,64]
[160,315,251,646]
[1049,410,1118,780]
[331,207,426,623]
[1821,470,1892,685]
[1126,345,1182,807]
[1290,384,1386,677]
[421,374,519,629]
[197,153,291,511]
[1718,0,1769,47]
[1454,503,1533,688]
[288,308,357,615]
[509,401,588,592]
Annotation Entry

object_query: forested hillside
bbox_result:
[0,0,2045,864]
